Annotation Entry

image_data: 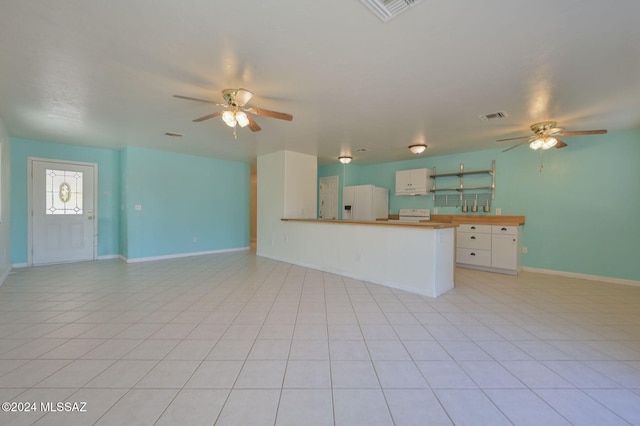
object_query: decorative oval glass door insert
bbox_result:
[59,182,71,203]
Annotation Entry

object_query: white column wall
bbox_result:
[257,150,317,257]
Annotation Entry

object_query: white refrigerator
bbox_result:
[342,185,389,221]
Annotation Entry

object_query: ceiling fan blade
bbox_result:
[247,115,261,132]
[554,139,568,149]
[247,107,293,121]
[496,135,530,142]
[173,95,226,107]
[193,111,223,122]
[502,140,528,152]
[235,88,254,106]
[555,129,607,136]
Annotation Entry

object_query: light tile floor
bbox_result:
[0,252,639,425]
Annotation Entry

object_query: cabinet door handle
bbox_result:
[470,252,476,256]
[470,236,476,239]
[471,226,476,230]
[501,227,507,231]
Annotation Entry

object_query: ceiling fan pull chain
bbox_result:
[539,151,544,173]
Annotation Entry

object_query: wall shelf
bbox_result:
[432,161,495,207]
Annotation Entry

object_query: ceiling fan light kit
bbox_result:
[339,156,353,164]
[222,110,237,127]
[408,144,428,155]
[529,136,557,150]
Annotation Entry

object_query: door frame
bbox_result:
[27,157,98,266]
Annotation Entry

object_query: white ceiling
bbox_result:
[1,1,639,165]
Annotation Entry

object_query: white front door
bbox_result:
[319,175,338,219]
[30,159,97,265]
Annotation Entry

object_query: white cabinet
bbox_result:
[456,223,521,275]
[456,224,492,267]
[396,168,430,196]
[491,226,518,271]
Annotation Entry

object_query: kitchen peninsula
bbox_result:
[278,218,457,297]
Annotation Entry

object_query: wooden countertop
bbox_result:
[386,214,525,226]
[281,218,457,229]
[430,214,525,226]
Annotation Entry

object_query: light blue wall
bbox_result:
[10,138,121,264]
[10,139,250,264]
[319,129,640,281]
[0,118,12,284]
[122,146,250,260]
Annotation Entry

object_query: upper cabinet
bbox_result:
[396,168,431,196]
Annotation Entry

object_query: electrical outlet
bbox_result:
[495,208,502,215]
[522,247,528,254]
[433,207,439,214]
[356,253,363,262]
[134,203,142,211]
[193,237,197,243]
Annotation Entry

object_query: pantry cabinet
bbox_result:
[456,223,521,275]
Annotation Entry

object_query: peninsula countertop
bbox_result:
[281,218,457,229]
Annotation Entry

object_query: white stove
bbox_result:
[393,208,430,222]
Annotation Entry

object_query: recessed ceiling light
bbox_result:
[165,132,183,137]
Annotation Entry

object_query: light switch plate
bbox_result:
[134,203,142,211]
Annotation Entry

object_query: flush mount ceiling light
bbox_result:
[338,156,353,164]
[408,144,428,155]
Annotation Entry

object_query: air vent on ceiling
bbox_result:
[360,0,424,22]
[478,111,509,122]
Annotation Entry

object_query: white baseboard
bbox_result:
[522,266,640,287]
[97,255,120,260]
[0,268,11,287]
[11,263,28,268]
[123,247,250,263]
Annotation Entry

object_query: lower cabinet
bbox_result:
[456,223,521,275]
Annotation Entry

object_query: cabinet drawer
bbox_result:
[458,224,492,234]
[456,232,491,250]
[492,225,517,235]
[456,248,491,266]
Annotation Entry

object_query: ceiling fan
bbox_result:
[174,88,293,138]
[497,121,607,152]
